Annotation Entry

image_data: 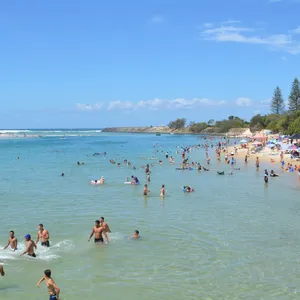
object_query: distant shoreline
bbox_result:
[102,126,226,136]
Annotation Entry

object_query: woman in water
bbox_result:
[160,184,165,197]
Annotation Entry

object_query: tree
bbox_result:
[288,116,300,135]
[271,86,285,114]
[189,122,208,133]
[288,78,300,112]
[250,114,266,130]
[168,118,186,129]
[207,119,215,126]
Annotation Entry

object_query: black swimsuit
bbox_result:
[41,241,50,247]
[28,253,36,258]
[94,237,104,243]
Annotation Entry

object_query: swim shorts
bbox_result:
[49,294,57,300]
[94,238,104,243]
[41,241,50,247]
[28,253,36,258]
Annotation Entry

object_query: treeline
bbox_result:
[168,78,300,134]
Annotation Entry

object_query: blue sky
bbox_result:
[1,0,300,128]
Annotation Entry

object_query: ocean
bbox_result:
[0,129,300,300]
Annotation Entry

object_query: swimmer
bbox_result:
[3,230,18,251]
[77,161,84,165]
[88,220,109,244]
[100,217,111,233]
[146,172,151,182]
[61,173,64,177]
[160,184,165,197]
[143,184,150,196]
[99,176,105,184]
[131,230,140,239]
[0,265,4,276]
[37,269,60,300]
[270,170,279,177]
[21,234,37,257]
[36,224,50,247]
[245,155,248,163]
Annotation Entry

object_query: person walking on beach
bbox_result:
[21,234,37,257]
[88,220,109,244]
[36,269,60,300]
[36,224,50,247]
[3,230,17,251]
[100,217,111,233]
[0,265,4,276]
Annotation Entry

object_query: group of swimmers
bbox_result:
[1,217,140,299]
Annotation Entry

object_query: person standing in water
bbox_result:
[256,157,260,169]
[3,230,17,251]
[160,184,165,197]
[36,269,60,300]
[88,220,109,244]
[36,224,50,247]
[0,265,4,276]
[143,184,149,196]
[100,217,111,233]
[21,234,37,257]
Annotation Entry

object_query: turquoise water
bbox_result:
[0,131,300,299]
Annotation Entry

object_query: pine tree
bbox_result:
[271,86,285,114]
[288,78,300,112]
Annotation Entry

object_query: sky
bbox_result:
[1,0,300,128]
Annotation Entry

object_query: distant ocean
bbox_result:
[0,128,103,137]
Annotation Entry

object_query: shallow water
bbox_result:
[0,132,300,299]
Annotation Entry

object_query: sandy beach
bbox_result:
[227,144,300,171]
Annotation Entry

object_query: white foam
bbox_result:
[0,240,75,262]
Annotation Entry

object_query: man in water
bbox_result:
[37,269,60,300]
[131,175,139,184]
[131,230,140,239]
[36,224,50,247]
[21,234,37,257]
[0,265,4,276]
[100,217,111,233]
[88,220,109,244]
[143,184,149,196]
[3,230,18,251]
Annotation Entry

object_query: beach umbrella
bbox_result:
[290,133,300,139]
[239,139,247,144]
[267,143,275,148]
[252,141,263,146]
[289,145,298,150]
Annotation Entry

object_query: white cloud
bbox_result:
[200,22,300,54]
[291,27,300,34]
[107,98,226,111]
[260,99,272,105]
[150,15,164,24]
[236,98,252,107]
[76,103,104,111]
